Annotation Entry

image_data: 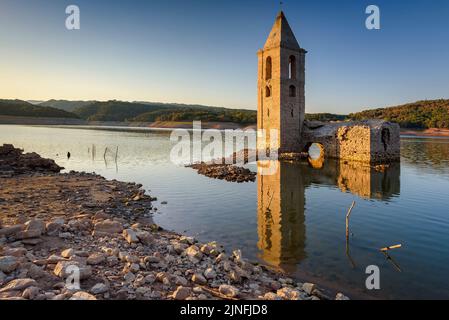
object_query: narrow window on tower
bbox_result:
[266,86,271,97]
[265,57,272,80]
[288,55,296,79]
[289,85,296,97]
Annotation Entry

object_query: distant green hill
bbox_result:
[66,100,256,123]
[73,101,164,121]
[349,99,449,129]
[11,98,448,129]
[0,99,79,118]
[39,99,94,112]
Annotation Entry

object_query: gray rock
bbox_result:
[219,285,239,298]
[87,253,106,265]
[136,230,153,245]
[123,229,139,244]
[22,286,40,300]
[70,291,97,300]
[124,272,136,283]
[61,248,75,258]
[262,292,282,300]
[335,292,350,300]
[179,236,195,245]
[0,278,38,293]
[204,268,216,280]
[0,256,19,273]
[0,225,23,237]
[302,282,316,295]
[54,261,92,280]
[276,287,303,300]
[192,273,207,285]
[172,286,191,300]
[174,276,188,286]
[90,283,109,295]
[93,220,123,235]
[185,245,203,260]
[45,218,65,236]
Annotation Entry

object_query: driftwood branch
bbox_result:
[345,201,356,239]
[380,244,402,252]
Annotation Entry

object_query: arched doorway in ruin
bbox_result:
[304,142,325,169]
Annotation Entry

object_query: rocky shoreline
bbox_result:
[0,144,348,300]
[187,163,256,183]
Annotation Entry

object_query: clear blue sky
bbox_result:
[0,0,448,114]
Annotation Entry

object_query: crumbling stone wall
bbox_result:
[301,120,400,164]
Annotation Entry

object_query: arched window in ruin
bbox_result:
[289,55,296,79]
[266,86,271,97]
[265,57,272,80]
[289,85,296,97]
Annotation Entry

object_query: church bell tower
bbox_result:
[257,11,306,154]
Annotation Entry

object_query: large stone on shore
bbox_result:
[229,270,242,284]
[15,219,45,239]
[22,286,40,300]
[0,225,23,237]
[90,283,109,295]
[302,283,316,295]
[93,220,123,235]
[185,245,203,260]
[24,219,45,235]
[136,230,153,245]
[204,268,216,280]
[219,285,239,298]
[262,292,283,300]
[0,256,19,273]
[54,261,92,280]
[47,254,68,264]
[70,291,97,300]
[276,287,303,300]
[191,273,207,285]
[172,286,191,300]
[87,253,106,265]
[2,247,27,257]
[61,248,75,259]
[46,218,65,236]
[0,278,38,293]
[179,236,195,245]
[335,293,350,300]
[123,229,139,244]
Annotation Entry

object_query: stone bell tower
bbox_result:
[257,11,306,154]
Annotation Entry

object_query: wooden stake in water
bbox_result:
[380,244,402,252]
[346,201,356,239]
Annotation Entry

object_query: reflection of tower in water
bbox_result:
[257,161,306,273]
[256,160,400,272]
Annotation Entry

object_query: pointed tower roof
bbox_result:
[263,11,301,51]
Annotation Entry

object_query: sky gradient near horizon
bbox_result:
[1,0,448,113]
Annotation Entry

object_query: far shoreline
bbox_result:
[1,115,449,137]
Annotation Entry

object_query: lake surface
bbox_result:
[1,124,449,299]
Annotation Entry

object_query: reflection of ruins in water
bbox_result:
[257,159,400,272]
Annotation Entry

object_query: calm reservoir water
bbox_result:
[1,124,449,299]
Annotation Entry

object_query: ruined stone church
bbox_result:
[257,11,400,164]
